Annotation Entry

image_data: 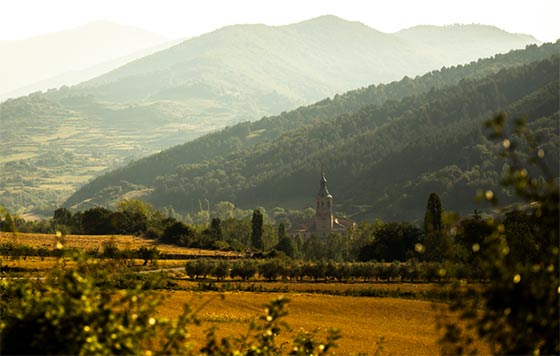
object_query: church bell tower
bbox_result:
[315,170,333,234]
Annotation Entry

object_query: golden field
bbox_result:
[0,256,189,271]
[173,278,440,294]
[157,291,453,355]
[0,232,240,257]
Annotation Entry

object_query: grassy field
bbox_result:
[156,291,469,355]
[0,232,241,257]
[1,256,188,271]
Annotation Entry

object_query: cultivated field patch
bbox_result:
[0,232,241,257]
[157,291,453,355]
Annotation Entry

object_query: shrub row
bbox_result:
[186,259,490,283]
[0,242,160,266]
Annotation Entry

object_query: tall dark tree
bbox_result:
[210,217,223,241]
[53,208,72,227]
[162,221,192,245]
[302,235,326,261]
[424,192,443,233]
[70,211,84,234]
[359,222,422,262]
[277,222,287,240]
[276,235,297,259]
[251,209,264,251]
[81,207,113,235]
[1,212,16,232]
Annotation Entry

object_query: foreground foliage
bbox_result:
[0,255,338,355]
[439,114,559,355]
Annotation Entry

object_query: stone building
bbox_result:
[289,171,354,239]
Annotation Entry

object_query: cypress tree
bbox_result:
[424,192,443,233]
[251,209,264,251]
[210,217,223,241]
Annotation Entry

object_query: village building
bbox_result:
[289,171,354,239]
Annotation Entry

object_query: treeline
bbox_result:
[0,242,160,266]
[3,187,547,270]
[185,258,488,283]
[64,42,560,214]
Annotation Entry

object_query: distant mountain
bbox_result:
[0,21,168,98]
[395,24,539,57]
[64,43,560,221]
[0,37,183,101]
[69,16,540,107]
[0,16,543,215]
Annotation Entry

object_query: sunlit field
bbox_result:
[157,291,489,355]
[0,232,241,257]
[1,256,189,271]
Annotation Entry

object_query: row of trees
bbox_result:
[3,186,548,270]
[185,258,488,283]
[0,241,160,266]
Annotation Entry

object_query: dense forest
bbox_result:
[65,43,560,221]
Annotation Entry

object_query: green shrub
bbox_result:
[213,260,230,281]
[185,258,215,279]
[0,255,193,355]
[231,260,258,281]
[439,114,559,355]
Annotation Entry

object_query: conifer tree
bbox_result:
[251,209,264,251]
[210,217,223,241]
[424,192,443,233]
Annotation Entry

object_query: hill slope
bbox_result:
[0,16,542,215]
[65,43,560,220]
[147,57,560,221]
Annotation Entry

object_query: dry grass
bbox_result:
[0,256,188,271]
[174,279,439,294]
[156,291,463,355]
[0,232,241,257]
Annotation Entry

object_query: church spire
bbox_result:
[315,169,333,233]
[318,169,331,197]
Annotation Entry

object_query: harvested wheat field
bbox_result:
[158,291,452,355]
[0,232,240,257]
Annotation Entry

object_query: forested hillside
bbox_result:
[65,43,560,220]
[1,16,540,216]
[149,57,559,220]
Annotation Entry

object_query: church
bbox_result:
[289,171,354,239]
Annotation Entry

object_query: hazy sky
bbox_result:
[1,0,559,42]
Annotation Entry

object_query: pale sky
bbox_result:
[1,0,559,42]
